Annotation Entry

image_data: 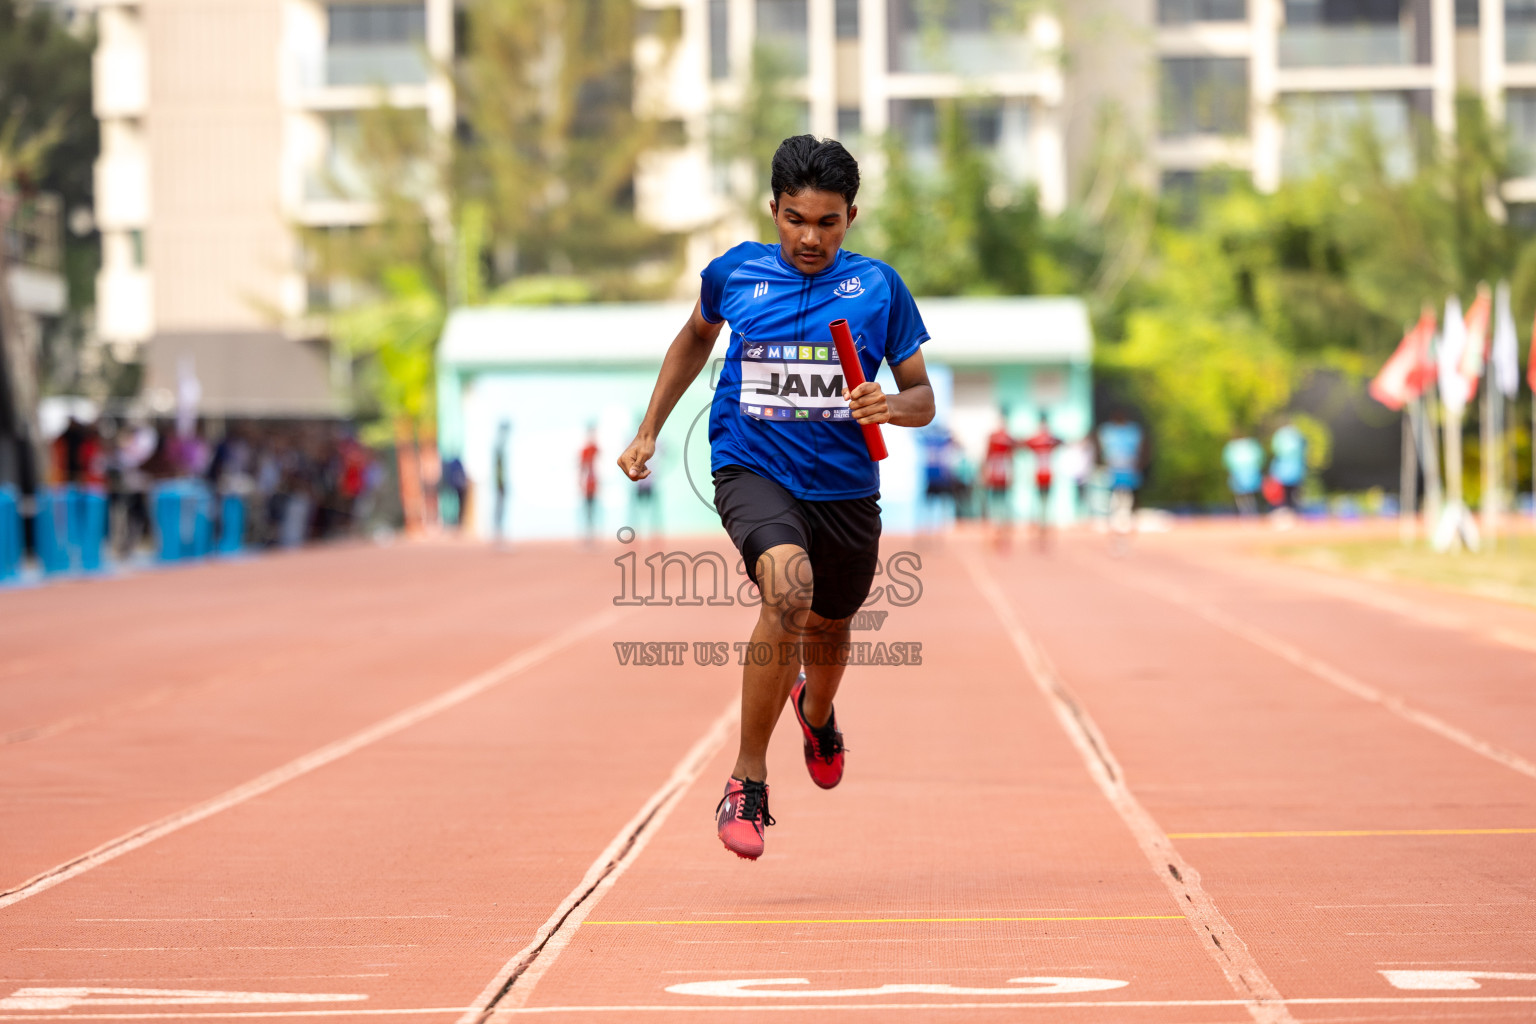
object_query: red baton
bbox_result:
[829,318,888,462]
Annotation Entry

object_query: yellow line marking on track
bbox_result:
[1171,828,1536,839]
[584,915,1186,926]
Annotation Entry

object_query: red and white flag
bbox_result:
[1370,308,1437,410]
[1459,284,1491,404]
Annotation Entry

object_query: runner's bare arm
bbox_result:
[844,348,934,429]
[618,300,725,481]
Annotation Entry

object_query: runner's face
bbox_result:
[770,190,857,275]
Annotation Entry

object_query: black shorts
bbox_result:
[712,464,881,621]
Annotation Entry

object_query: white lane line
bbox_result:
[957,544,1296,1024]
[457,699,739,1024]
[75,917,454,922]
[17,947,418,952]
[0,608,628,911]
[1097,560,1536,784]
[4,996,1536,1018]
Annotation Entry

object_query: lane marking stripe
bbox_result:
[584,915,1186,925]
[1094,558,1536,784]
[3,996,1536,1018]
[458,699,739,1023]
[958,543,1296,1024]
[1171,828,1536,839]
[0,608,629,911]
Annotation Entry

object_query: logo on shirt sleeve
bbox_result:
[835,276,864,298]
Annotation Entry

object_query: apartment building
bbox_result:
[90,0,452,415]
[1150,0,1536,204]
[634,0,1069,270]
[85,0,1536,407]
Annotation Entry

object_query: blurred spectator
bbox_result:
[1268,420,1307,512]
[918,424,957,530]
[1223,432,1264,516]
[441,455,469,531]
[579,425,600,543]
[1022,415,1062,548]
[1096,409,1145,544]
[492,422,510,542]
[981,411,1017,525]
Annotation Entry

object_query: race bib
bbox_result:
[738,342,853,423]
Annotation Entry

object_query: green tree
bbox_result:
[871,99,1085,296]
[0,0,95,489]
[455,0,683,295]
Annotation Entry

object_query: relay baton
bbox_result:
[828,318,888,462]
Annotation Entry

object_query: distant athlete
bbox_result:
[1021,415,1061,548]
[617,136,934,861]
[981,412,1017,541]
[1096,410,1144,548]
[579,426,599,543]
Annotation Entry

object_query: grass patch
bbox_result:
[1273,535,1536,609]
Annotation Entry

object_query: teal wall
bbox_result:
[438,356,1091,540]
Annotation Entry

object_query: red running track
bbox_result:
[0,531,1532,1022]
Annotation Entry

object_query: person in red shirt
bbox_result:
[981,411,1017,546]
[1022,414,1062,549]
[578,425,600,543]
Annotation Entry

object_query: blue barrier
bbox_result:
[0,487,19,581]
[33,486,109,575]
[153,481,244,562]
[217,493,246,554]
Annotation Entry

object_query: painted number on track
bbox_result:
[666,976,1129,998]
[0,988,367,1011]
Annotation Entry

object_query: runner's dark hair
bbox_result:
[770,135,860,207]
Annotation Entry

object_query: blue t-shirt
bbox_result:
[1222,437,1264,495]
[1270,425,1306,486]
[701,242,929,500]
[1097,421,1144,490]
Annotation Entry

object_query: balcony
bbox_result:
[94,43,147,118]
[1277,23,1418,68]
[95,152,151,229]
[892,32,1035,75]
[97,267,153,344]
[294,45,430,92]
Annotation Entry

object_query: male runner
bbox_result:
[617,135,934,861]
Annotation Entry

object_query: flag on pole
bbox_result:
[1492,281,1520,399]
[1370,308,1437,410]
[1439,295,1470,413]
[1459,284,1491,404]
[1529,308,1536,393]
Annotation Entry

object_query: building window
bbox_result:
[1510,0,1536,62]
[1454,0,1477,25]
[709,0,729,79]
[1280,90,1421,181]
[1508,90,1536,175]
[1159,57,1249,137]
[887,0,1033,75]
[128,228,145,269]
[323,2,428,85]
[889,97,1032,181]
[1158,0,1247,24]
[836,0,860,37]
[837,106,862,139]
[327,3,425,45]
[757,0,809,75]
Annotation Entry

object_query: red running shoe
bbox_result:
[791,673,845,789]
[716,777,774,860]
